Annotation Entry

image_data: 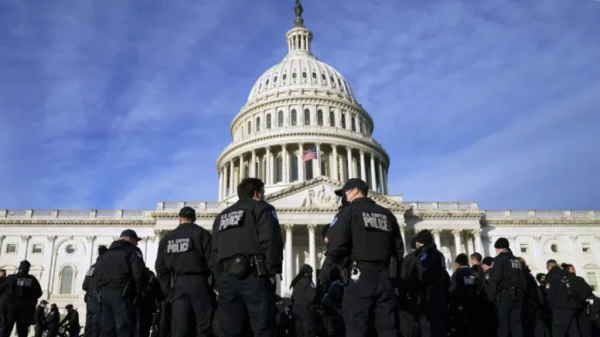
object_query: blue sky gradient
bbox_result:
[0,0,599,210]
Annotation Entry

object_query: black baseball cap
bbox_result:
[120,229,141,241]
[334,178,369,196]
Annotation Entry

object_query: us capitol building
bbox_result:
[0,2,598,316]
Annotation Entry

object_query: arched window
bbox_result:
[59,266,74,294]
[304,109,311,125]
[291,110,297,126]
[247,121,251,134]
[266,114,272,129]
[329,111,335,127]
[278,111,284,127]
[256,117,261,132]
[317,110,323,126]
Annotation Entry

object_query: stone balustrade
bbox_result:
[485,210,600,218]
[0,209,153,219]
[156,202,234,212]
[404,202,479,210]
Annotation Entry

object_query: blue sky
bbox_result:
[0,0,599,210]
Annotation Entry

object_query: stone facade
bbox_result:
[1,4,599,327]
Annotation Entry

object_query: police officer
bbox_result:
[480,257,497,337]
[96,229,147,337]
[545,259,581,337]
[155,206,213,337]
[326,178,404,337]
[449,253,482,337]
[412,230,449,337]
[209,177,284,337]
[0,260,43,337]
[487,238,527,337]
[83,245,108,337]
[290,264,318,337]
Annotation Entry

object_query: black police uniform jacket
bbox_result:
[0,271,43,310]
[292,276,318,306]
[96,240,147,298]
[545,266,578,310]
[155,222,212,294]
[449,265,482,305]
[209,198,284,279]
[327,197,404,274]
[412,243,450,290]
[487,250,527,302]
[82,258,101,302]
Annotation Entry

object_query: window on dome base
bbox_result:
[317,110,323,126]
[283,74,287,80]
[292,73,297,79]
[341,113,346,129]
[256,117,261,132]
[312,72,316,79]
[291,157,299,181]
[278,111,284,127]
[291,110,297,126]
[351,116,356,131]
[330,76,335,85]
[304,109,311,125]
[266,79,269,85]
[274,76,278,83]
[247,121,251,135]
[329,111,336,127]
[321,74,326,81]
[302,72,307,79]
[276,157,283,183]
[266,114,272,129]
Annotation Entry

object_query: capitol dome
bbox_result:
[216,1,391,200]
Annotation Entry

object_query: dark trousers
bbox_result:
[341,265,397,337]
[101,289,136,337]
[85,298,101,337]
[292,305,314,337]
[420,288,447,337]
[1,309,32,337]
[496,292,523,337]
[136,310,153,337]
[34,324,45,337]
[577,308,592,337]
[69,327,81,337]
[552,309,580,337]
[171,275,213,337]
[217,272,276,337]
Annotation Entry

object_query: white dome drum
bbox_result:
[216,4,391,201]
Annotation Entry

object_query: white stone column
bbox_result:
[569,235,578,270]
[282,145,288,183]
[218,170,223,200]
[359,150,366,181]
[377,161,384,193]
[251,150,257,177]
[238,154,244,182]
[266,146,272,185]
[0,235,4,258]
[400,223,407,256]
[315,144,322,177]
[308,224,317,284]
[285,224,294,293]
[45,236,57,296]
[466,233,474,256]
[221,168,226,199]
[86,236,96,268]
[346,147,353,179]
[369,154,376,190]
[146,234,159,271]
[298,143,304,182]
[473,229,483,254]
[452,229,462,256]
[228,161,234,196]
[432,229,442,249]
[332,145,339,181]
[532,235,542,271]
[383,168,388,194]
[19,235,31,262]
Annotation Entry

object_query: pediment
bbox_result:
[266,176,405,211]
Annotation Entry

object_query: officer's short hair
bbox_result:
[238,178,265,198]
[546,259,557,266]
[455,253,469,266]
[470,253,482,263]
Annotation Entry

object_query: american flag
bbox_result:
[302,147,317,162]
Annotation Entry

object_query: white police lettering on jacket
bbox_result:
[86,267,95,277]
[219,210,245,231]
[463,275,476,285]
[361,212,390,232]
[167,238,192,254]
[16,278,32,287]
[510,259,522,270]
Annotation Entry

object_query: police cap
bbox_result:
[334,178,368,196]
[120,229,141,241]
[179,206,196,218]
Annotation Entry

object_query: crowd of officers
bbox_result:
[0,177,599,337]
